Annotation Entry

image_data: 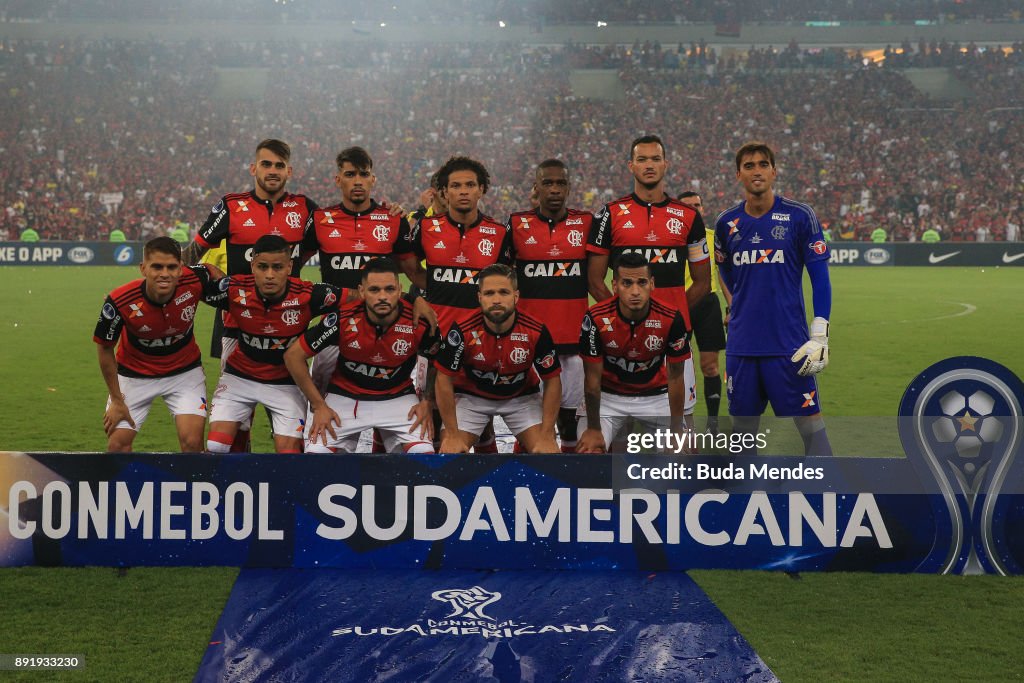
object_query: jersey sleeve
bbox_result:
[434,322,466,376]
[393,217,416,260]
[302,210,321,254]
[798,205,831,265]
[311,283,342,317]
[202,274,232,310]
[533,325,561,379]
[579,311,603,362]
[666,310,692,361]
[713,215,734,289]
[408,217,427,260]
[195,196,230,249]
[497,225,513,265]
[587,205,611,254]
[686,211,710,264]
[300,310,340,356]
[417,320,442,358]
[93,295,124,346]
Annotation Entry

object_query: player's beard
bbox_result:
[635,174,662,192]
[368,301,396,324]
[484,306,513,326]
[256,175,287,197]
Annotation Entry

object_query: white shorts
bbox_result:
[305,393,431,454]
[576,392,672,451]
[109,366,207,432]
[454,392,544,439]
[210,374,306,438]
[544,353,583,411]
[220,336,238,372]
[683,356,697,414]
[414,355,430,398]
[311,345,339,396]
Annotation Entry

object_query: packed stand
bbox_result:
[1,38,1021,243]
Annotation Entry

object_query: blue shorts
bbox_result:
[725,355,823,417]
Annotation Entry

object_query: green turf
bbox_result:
[0,567,238,682]
[1,264,1022,681]
[691,570,1024,682]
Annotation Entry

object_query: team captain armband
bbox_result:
[687,238,710,263]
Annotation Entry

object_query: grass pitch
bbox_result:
[1,264,1023,680]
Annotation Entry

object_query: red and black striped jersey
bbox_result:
[588,193,709,322]
[435,311,560,400]
[93,265,219,378]
[507,208,594,352]
[208,275,341,384]
[299,300,440,400]
[302,200,416,289]
[410,213,512,331]
[580,296,691,396]
[195,190,317,277]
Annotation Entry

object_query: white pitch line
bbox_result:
[897,301,977,324]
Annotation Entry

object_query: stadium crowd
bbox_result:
[1,38,1022,243]
[2,0,1021,24]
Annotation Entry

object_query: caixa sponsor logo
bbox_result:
[331,586,616,638]
[68,246,95,264]
[864,248,890,265]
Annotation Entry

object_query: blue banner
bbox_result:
[195,568,777,682]
[2,357,1021,574]
[0,241,142,265]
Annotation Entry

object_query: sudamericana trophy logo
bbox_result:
[899,356,1024,575]
[331,585,616,639]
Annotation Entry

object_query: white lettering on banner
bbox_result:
[5,479,891,549]
[312,485,893,548]
[6,481,283,541]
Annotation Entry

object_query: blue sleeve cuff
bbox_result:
[807,259,832,320]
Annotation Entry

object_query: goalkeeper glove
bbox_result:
[791,317,829,377]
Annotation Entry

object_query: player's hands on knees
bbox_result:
[103,399,135,436]
[530,433,560,454]
[791,317,829,377]
[439,430,470,454]
[309,405,341,446]
[408,399,434,441]
[576,428,607,454]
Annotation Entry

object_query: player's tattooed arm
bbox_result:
[576,361,605,453]
[182,240,209,266]
[587,252,613,302]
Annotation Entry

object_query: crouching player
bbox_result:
[94,236,221,452]
[434,264,561,453]
[284,258,439,453]
[576,253,693,453]
[205,235,342,453]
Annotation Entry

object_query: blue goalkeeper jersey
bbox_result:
[714,195,830,356]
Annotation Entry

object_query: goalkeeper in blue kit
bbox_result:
[714,142,833,456]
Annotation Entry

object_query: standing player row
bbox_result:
[96,136,832,454]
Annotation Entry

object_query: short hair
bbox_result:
[361,257,400,281]
[256,138,291,162]
[143,236,181,261]
[336,146,373,171]
[437,156,490,194]
[612,252,651,278]
[630,134,665,159]
[252,234,290,257]
[735,141,775,171]
[478,263,517,290]
[536,158,568,178]
[678,190,700,200]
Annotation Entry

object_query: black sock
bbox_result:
[704,375,722,417]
